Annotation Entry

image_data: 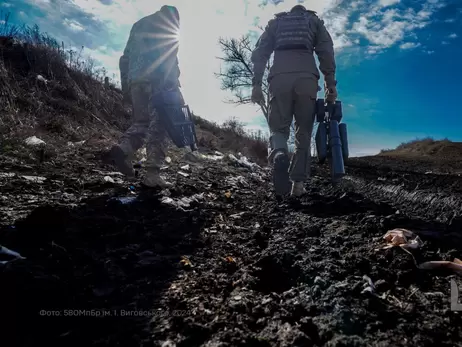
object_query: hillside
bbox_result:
[346,138,462,175]
[2,21,462,347]
[380,137,462,159]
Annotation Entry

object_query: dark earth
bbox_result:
[1,145,462,347]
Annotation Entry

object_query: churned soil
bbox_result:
[1,146,462,347]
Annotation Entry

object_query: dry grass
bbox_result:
[0,12,269,165]
[194,116,268,165]
[379,137,462,160]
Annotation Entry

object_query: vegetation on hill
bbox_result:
[379,137,462,159]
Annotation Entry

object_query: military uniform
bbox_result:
[251,5,337,196]
[111,6,182,186]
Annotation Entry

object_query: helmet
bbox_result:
[161,5,179,22]
[290,5,307,12]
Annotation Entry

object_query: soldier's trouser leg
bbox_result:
[267,74,295,195]
[289,76,317,182]
[267,74,294,159]
[144,87,185,171]
[118,83,152,156]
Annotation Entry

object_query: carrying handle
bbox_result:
[324,101,335,122]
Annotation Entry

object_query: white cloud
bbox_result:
[63,18,85,32]
[350,0,444,53]
[442,40,449,44]
[400,42,421,49]
[378,0,400,8]
[449,33,458,39]
[1,3,12,7]
[444,18,455,23]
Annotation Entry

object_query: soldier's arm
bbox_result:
[251,20,276,86]
[119,25,136,93]
[313,17,336,87]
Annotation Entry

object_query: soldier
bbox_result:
[251,4,338,197]
[106,5,182,188]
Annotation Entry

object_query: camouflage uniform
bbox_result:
[251,6,336,187]
[116,6,182,176]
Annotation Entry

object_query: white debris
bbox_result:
[22,175,46,183]
[161,193,205,209]
[165,156,172,163]
[227,153,261,171]
[161,197,175,205]
[226,175,249,187]
[180,164,190,171]
[36,74,48,84]
[103,176,115,183]
[199,153,223,161]
[178,171,189,177]
[250,172,264,182]
[0,172,15,178]
[116,197,137,204]
[25,136,45,146]
[92,170,124,176]
[0,245,26,260]
[230,212,246,219]
[238,155,261,171]
[67,140,86,147]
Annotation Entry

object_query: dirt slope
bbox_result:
[1,142,462,347]
[2,30,462,347]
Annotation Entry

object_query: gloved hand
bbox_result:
[324,81,338,104]
[251,84,264,104]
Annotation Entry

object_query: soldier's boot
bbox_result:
[142,169,173,189]
[106,144,135,177]
[273,151,291,197]
[290,181,306,197]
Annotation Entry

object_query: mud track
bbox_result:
[1,149,462,347]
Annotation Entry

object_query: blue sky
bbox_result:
[3,0,462,156]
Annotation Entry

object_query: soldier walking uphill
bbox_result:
[106,5,183,188]
[251,5,338,198]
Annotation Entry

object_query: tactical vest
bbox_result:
[274,11,316,51]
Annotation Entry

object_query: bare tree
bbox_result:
[216,33,319,150]
[215,35,271,119]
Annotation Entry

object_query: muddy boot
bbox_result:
[105,145,135,177]
[273,151,291,197]
[142,170,173,189]
[290,181,306,197]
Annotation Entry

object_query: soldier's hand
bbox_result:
[251,85,264,104]
[324,83,338,104]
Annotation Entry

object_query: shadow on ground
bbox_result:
[0,190,211,346]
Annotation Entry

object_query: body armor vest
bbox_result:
[274,11,315,51]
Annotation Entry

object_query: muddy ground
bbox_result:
[1,145,462,347]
